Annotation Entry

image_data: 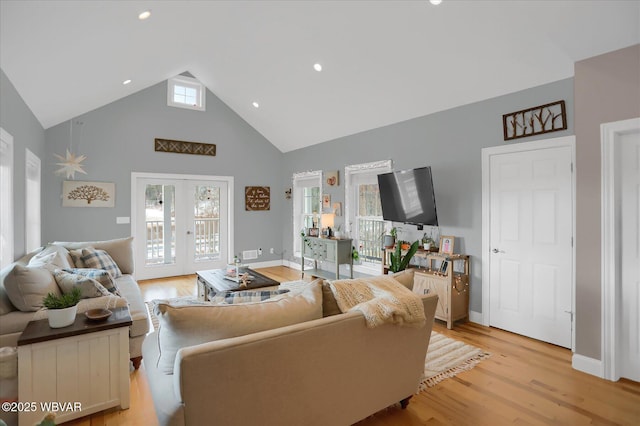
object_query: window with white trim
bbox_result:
[345,160,392,273]
[25,148,41,252]
[167,75,206,111]
[0,128,14,268]
[292,170,321,255]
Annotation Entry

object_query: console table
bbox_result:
[301,236,353,280]
[17,307,132,425]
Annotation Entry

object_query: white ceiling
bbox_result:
[1,1,638,152]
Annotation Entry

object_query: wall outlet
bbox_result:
[258,248,263,256]
[269,248,274,254]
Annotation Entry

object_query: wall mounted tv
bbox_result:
[377,166,438,230]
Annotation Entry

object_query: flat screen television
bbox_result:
[377,166,438,229]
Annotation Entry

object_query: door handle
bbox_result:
[186,231,192,235]
[492,248,505,253]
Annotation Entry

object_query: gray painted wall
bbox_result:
[0,69,46,259]
[282,78,574,314]
[41,80,284,263]
[574,44,640,360]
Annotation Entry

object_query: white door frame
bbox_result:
[481,136,576,350]
[601,117,640,381]
[131,172,234,279]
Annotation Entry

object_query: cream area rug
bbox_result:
[420,331,490,389]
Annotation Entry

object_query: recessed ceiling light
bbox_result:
[313,63,322,72]
[122,79,132,85]
[429,0,442,5]
[252,102,260,108]
[138,10,151,20]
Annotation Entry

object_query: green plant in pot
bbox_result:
[43,287,81,328]
[422,233,436,251]
[389,240,420,273]
[382,227,397,249]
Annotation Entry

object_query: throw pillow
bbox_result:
[28,244,74,269]
[209,289,290,304]
[69,249,86,268]
[63,268,120,295]
[154,281,323,374]
[80,248,122,278]
[3,265,61,312]
[53,270,110,299]
[321,279,342,317]
[390,268,415,290]
[53,237,134,275]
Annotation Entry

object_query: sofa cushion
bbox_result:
[390,268,415,290]
[64,268,120,295]
[209,289,290,304]
[53,269,111,299]
[0,263,19,315]
[80,248,122,279]
[153,281,322,374]
[4,265,61,312]
[28,245,73,269]
[53,237,134,274]
[115,275,150,338]
[0,309,36,335]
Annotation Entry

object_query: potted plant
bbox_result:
[43,288,81,328]
[352,246,360,263]
[382,227,397,249]
[422,233,437,251]
[389,240,420,273]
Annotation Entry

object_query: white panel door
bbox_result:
[620,133,640,381]
[489,145,573,348]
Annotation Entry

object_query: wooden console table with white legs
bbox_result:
[17,307,132,425]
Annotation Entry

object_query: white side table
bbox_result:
[17,307,132,425]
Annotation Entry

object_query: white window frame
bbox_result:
[292,170,322,256]
[25,148,41,252]
[167,75,206,111]
[0,128,14,267]
[345,160,392,275]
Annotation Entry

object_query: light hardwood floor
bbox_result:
[66,267,640,426]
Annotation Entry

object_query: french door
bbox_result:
[132,173,233,280]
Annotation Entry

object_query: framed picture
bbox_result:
[325,170,339,186]
[322,194,331,210]
[62,181,115,207]
[308,227,319,237]
[439,260,449,275]
[332,202,342,216]
[439,236,455,254]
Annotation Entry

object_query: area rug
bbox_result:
[420,331,490,390]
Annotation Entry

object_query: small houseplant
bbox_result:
[382,227,397,249]
[422,233,437,251]
[43,287,81,328]
[389,240,420,273]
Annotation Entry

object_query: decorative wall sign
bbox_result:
[325,170,339,186]
[502,100,567,141]
[62,181,115,207]
[245,186,270,211]
[154,138,216,156]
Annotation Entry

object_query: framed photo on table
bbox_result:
[439,236,455,255]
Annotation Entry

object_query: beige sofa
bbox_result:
[0,237,149,368]
[142,275,438,426]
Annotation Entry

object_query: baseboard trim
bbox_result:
[572,354,604,378]
[469,310,483,324]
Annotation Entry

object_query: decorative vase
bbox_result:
[383,235,395,249]
[48,305,78,328]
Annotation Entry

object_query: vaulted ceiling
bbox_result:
[1,1,638,152]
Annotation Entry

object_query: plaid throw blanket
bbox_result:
[329,276,425,328]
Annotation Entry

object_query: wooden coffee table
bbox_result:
[17,307,132,425]
[196,267,279,301]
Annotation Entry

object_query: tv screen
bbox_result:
[377,166,438,227]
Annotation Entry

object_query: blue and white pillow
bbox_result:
[209,289,290,305]
[80,248,122,279]
[53,270,110,299]
[63,268,120,296]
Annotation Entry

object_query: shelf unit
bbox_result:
[383,248,470,329]
[301,236,353,280]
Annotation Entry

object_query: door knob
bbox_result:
[187,231,192,235]
[492,248,505,253]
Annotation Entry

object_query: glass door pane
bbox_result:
[193,185,220,261]
[144,184,176,265]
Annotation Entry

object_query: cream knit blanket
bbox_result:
[329,276,426,328]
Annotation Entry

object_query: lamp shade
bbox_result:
[321,213,335,229]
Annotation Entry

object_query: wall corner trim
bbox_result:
[572,354,604,379]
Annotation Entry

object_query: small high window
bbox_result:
[167,76,206,111]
